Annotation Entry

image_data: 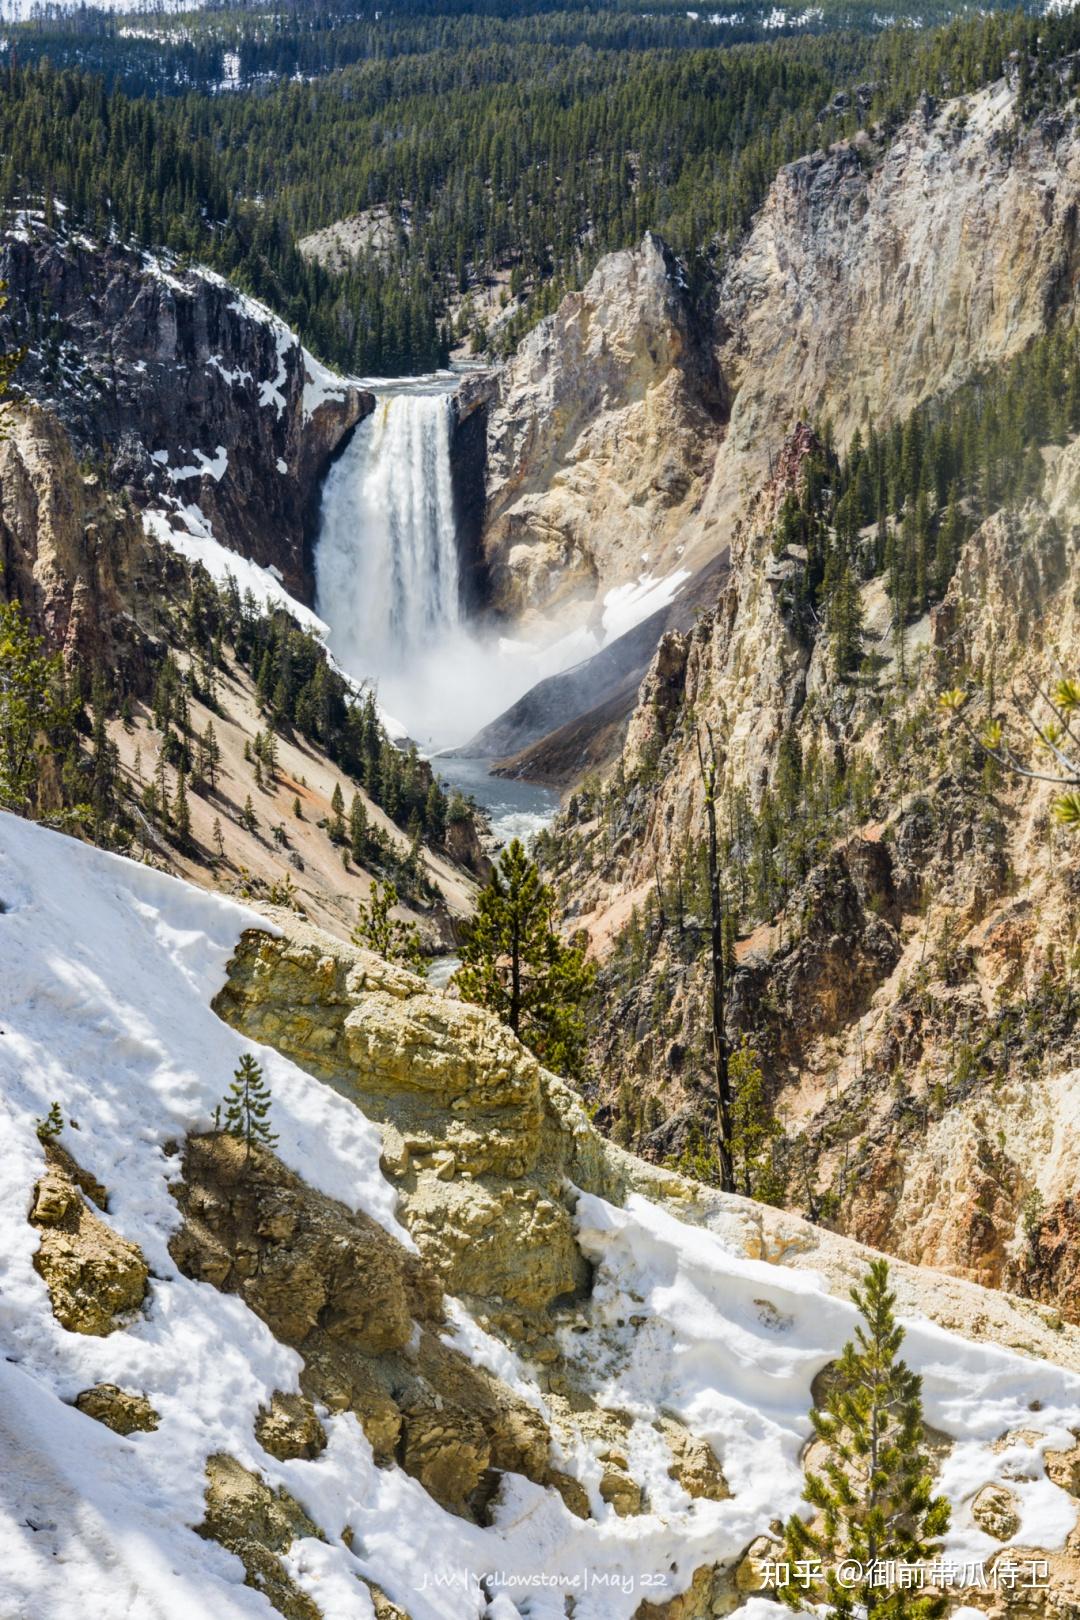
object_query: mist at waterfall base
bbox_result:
[315,384,690,756]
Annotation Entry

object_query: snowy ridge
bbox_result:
[141,506,331,636]
[1,813,1079,1619]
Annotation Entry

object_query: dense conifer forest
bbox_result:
[1,0,1078,372]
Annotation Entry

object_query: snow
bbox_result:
[164,445,229,483]
[571,1193,1080,1571]
[302,350,351,420]
[0,0,199,14]
[200,268,351,421]
[259,323,292,416]
[142,506,330,636]
[601,566,692,642]
[208,356,254,390]
[1,815,1078,1618]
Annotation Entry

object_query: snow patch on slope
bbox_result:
[573,1193,1080,1571]
[1,815,1077,1619]
[142,506,330,636]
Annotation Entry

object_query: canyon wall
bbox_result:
[0,230,370,601]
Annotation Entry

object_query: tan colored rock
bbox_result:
[30,1161,148,1336]
[973,1483,1022,1542]
[256,1392,327,1462]
[548,1469,592,1520]
[0,404,143,672]
[633,1561,735,1618]
[169,1131,563,1520]
[658,1418,730,1502]
[364,1582,412,1620]
[1046,1434,1080,1497]
[169,1132,435,1355]
[398,1400,491,1517]
[212,922,682,1325]
[734,1536,780,1594]
[599,1460,643,1517]
[75,1385,159,1435]
[482,233,724,636]
[197,1454,323,1620]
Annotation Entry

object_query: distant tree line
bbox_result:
[0,5,1078,371]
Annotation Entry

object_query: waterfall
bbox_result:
[313,380,593,750]
[315,390,462,711]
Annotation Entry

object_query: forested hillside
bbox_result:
[1,1,1077,371]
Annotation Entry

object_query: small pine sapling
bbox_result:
[781,1258,950,1617]
[222,1054,278,1159]
[36,1100,64,1142]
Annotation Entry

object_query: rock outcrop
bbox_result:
[210,917,683,1347]
[74,1384,160,1435]
[475,77,1080,662]
[169,1131,564,1520]
[481,232,725,633]
[0,401,166,685]
[30,1152,148,1336]
[196,1453,324,1620]
[712,85,1080,508]
[0,227,371,601]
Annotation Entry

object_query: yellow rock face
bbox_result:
[212,921,683,1332]
[30,1162,148,1337]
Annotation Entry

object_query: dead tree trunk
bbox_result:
[696,723,735,1193]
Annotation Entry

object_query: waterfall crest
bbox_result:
[315,391,462,696]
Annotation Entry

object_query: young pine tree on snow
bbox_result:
[781,1259,949,1618]
[221,1054,277,1158]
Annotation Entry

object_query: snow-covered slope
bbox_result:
[1,812,1078,1619]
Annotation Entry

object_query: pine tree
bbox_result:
[457,838,595,1080]
[203,722,220,791]
[828,564,864,678]
[174,766,192,847]
[353,879,427,976]
[241,794,258,834]
[154,748,171,828]
[0,601,67,815]
[213,816,225,862]
[729,1038,784,1202]
[36,1100,64,1142]
[348,792,368,862]
[330,781,346,841]
[221,1053,277,1158]
[781,1259,950,1618]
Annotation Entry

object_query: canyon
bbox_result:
[5,46,1080,1620]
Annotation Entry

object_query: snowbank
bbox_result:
[1,813,1078,1618]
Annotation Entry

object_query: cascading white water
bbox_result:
[316,390,462,687]
[315,378,615,753]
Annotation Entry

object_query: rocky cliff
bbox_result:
[711,82,1080,504]
[0,400,166,683]
[476,76,1080,661]
[479,232,725,636]
[543,294,1080,1327]
[0,226,370,601]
